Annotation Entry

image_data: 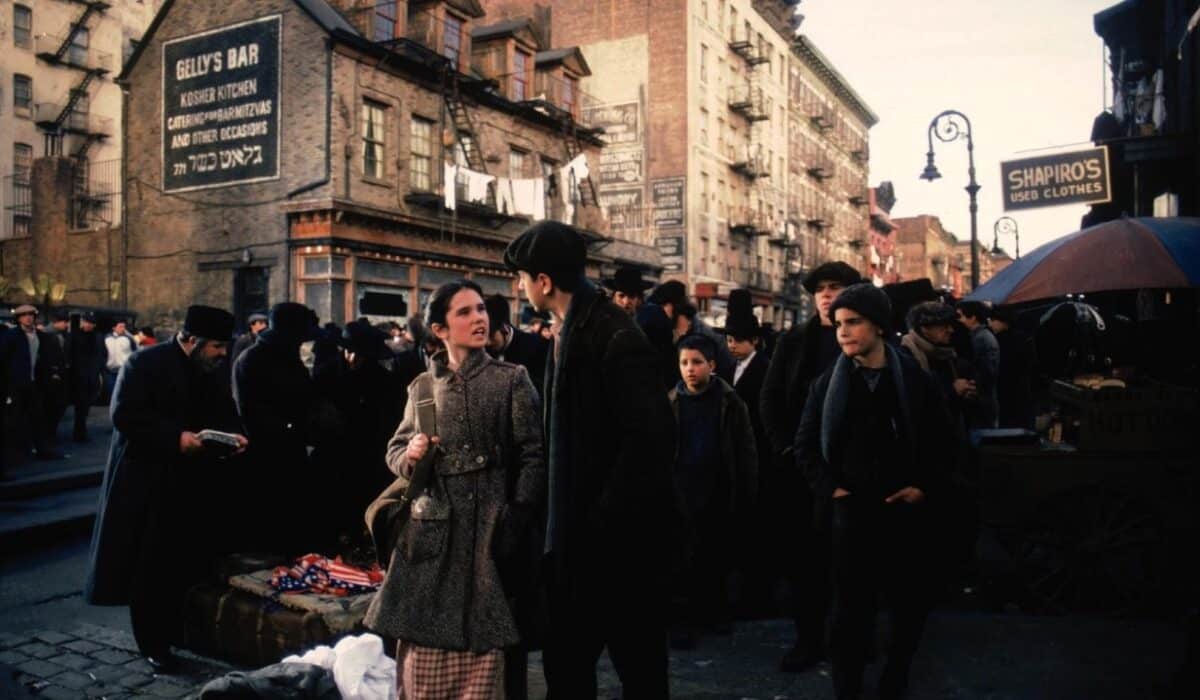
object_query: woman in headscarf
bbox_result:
[364,279,544,699]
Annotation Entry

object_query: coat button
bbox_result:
[475,455,486,465]
[466,492,474,501]
[463,444,471,451]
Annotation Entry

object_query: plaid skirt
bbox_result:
[396,641,504,699]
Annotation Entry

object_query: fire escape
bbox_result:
[34,1,113,159]
[727,26,771,239]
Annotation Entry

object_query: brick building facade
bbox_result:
[477,0,876,328]
[893,214,964,297]
[115,0,647,331]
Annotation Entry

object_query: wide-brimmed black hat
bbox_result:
[484,294,511,333]
[647,280,688,308]
[602,267,654,296]
[503,221,587,281]
[269,302,320,342]
[339,319,390,360]
[183,305,235,342]
[718,289,761,338]
[802,261,863,295]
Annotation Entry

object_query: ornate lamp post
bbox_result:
[993,216,1020,259]
[920,110,981,289]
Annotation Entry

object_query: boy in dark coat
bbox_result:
[504,221,678,699]
[796,284,951,700]
[758,261,861,670]
[85,306,245,670]
[485,293,550,394]
[668,334,757,646]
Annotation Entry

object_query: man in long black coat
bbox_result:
[759,261,861,671]
[70,313,105,442]
[232,302,318,554]
[505,222,679,699]
[1,304,64,462]
[485,293,550,394]
[85,306,244,670]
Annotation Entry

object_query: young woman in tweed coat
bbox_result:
[364,279,545,699]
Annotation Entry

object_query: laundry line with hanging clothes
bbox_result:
[441,154,594,223]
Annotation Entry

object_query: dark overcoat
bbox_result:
[543,284,679,597]
[668,378,758,515]
[69,328,105,403]
[733,349,770,459]
[85,341,237,604]
[759,315,838,457]
[500,327,549,396]
[364,349,544,652]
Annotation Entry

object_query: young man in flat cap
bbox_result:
[86,305,247,671]
[504,220,679,699]
[231,311,268,368]
[1,304,64,462]
[796,283,950,700]
[602,266,654,316]
[758,260,861,671]
[485,293,550,394]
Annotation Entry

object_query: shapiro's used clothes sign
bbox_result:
[1000,147,1111,211]
[162,15,281,192]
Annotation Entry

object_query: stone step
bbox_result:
[0,486,98,554]
[0,465,104,501]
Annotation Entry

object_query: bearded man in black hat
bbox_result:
[504,220,678,699]
[796,283,950,700]
[86,305,246,671]
[233,302,319,554]
[484,293,550,393]
[758,260,862,671]
[602,266,654,316]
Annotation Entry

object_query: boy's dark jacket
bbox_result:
[668,376,759,515]
[795,345,951,524]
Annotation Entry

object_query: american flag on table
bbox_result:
[270,553,384,597]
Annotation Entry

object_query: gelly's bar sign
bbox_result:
[162,15,281,192]
[1000,147,1111,211]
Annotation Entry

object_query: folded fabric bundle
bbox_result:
[284,633,396,700]
[270,553,384,597]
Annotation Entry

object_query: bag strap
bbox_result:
[414,373,437,438]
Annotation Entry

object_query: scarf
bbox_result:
[820,344,915,467]
[900,331,956,373]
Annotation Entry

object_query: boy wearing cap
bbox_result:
[87,305,246,671]
[668,334,757,646]
[796,283,950,700]
[504,221,678,698]
[759,260,861,672]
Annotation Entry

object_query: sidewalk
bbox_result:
[0,409,113,553]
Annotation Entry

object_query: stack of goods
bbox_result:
[270,554,384,597]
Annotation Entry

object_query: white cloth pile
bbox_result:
[284,633,396,700]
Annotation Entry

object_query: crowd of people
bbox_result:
[62,219,1043,700]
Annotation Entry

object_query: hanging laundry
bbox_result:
[496,177,516,215]
[443,163,458,211]
[510,178,545,220]
[463,169,495,204]
[1151,69,1166,132]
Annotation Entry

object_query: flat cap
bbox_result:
[13,304,38,316]
[829,283,892,334]
[503,221,587,281]
[802,261,863,295]
[247,312,269,324]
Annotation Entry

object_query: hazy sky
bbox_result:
[800,0,1119,255]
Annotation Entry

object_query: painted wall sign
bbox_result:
[582,101,640,145]
[651,177,686,229]
[656,234,685,273]
[598,187,643,232]
[1000,147,1111,211]
[598,147,643,185]
[162,15,281,192]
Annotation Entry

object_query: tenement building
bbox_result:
[478,0,876,327]
[115,0,642,329]
[2,0,161,305]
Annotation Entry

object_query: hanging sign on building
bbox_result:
[651,177,686,229]
[582,101,640,145]
[656,234,685,273]
[1000,147,1111,211]
[598,147,644,185]
[162,15,281,192]
[598,187,643,232]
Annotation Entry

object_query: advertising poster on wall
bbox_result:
[582,101,640,146]
[162,15,281,192]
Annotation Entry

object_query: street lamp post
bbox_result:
[920,110,981,289]
[993,216,1020,259]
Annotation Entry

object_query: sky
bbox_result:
[800,0,1119,256]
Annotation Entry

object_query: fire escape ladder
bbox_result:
[52,3,104,63]
[562,121,597,208]
[442,70,486,173]
[56,73,99,130]
[74,133,104,160]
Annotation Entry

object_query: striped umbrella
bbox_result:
[966,217,1200,304]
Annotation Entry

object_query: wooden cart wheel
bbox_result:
[1004,484,1166,614]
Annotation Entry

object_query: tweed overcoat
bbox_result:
[364,349,544,652]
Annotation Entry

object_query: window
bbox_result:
[443,14,463,66]
[13,143,32,183]
[562,76,577,116]
[699,44,708,83]
[729,8,737,41]
[410,116,433,191]
[699,107,709,146]
[13,5,31,49]
[69,90,89,131]
[13,74,32,115]
[512,49,530,101]
[718,0,725,27]
[361,99,387,179]
[374,1,398,41]
[700,171,710,214]
[70,27,89,67]
[509,148,527,179]
[717,116,725,153]
[701,0,708,21]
